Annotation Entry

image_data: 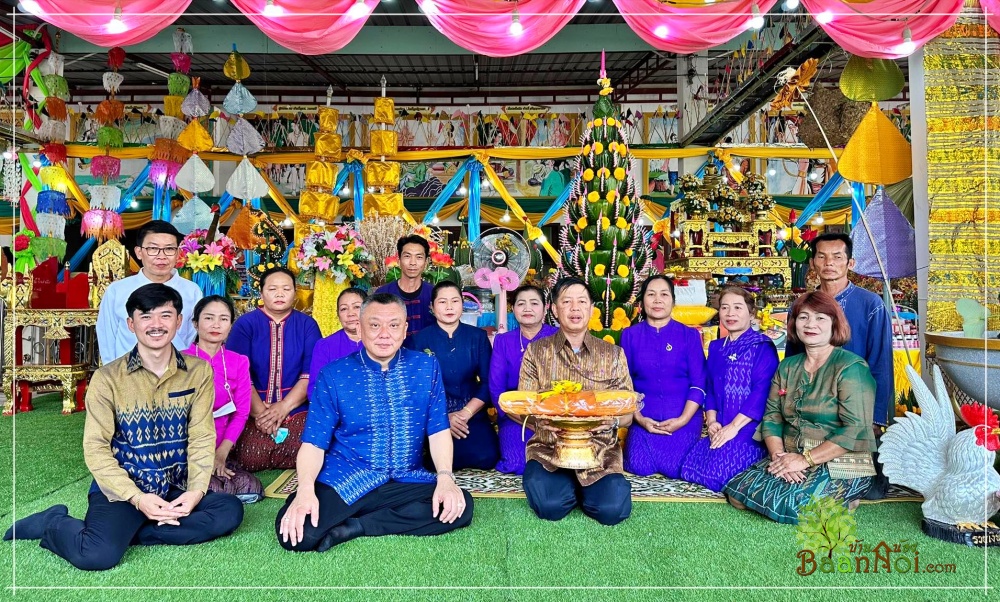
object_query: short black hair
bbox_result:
[637,275,675,319]
[396,235,430,258]
[512,284,546,305]
[360,292,407,316]
[551,277,594,303]
[136,220,183,247]
[810,232,853,260]
[126,283,183,317]
[431,280,462,303]
[259,266,296,289]
[338,287,368,306]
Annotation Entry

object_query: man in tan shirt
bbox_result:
[514,277,634,526]
[4,284,243,570]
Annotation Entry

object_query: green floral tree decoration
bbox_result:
[557,67,652,344]
[795,493,859,559]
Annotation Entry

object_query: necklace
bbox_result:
[195,344,234,405]
[518,329,537,353]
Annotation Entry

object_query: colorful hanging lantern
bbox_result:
[81,184,124,242]
[35,189,70,239]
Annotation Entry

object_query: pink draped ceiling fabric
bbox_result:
[612,0,780,54]
[801,0,964,58]
[419,0,588,58]
[229,0,377,55]
[24,0,192,46]
[982,0,1000,34]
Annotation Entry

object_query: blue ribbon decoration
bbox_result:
[467,162,483,242]
[216,191,235,215]
[423,157,475,225]
[537,176,577,228]
[794,172,844,229]
[850,182,867,230]
[61,162,152,280]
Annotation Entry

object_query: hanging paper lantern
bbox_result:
[172,196,213,235]
[97,126,125,148]
[103,72,124,95]
[171,52,192,75]
[182,84,211,118]
[168,72,191,97]
[95,99,125,125]
[226,157,269,200]
[41,142,67,164]
[107,47,126,70]
[838,103,912,185]
[90,155,122,182]
[159,116,187,140]
[178,120,213,152]
[35,189,70,239]
[223,83,256,115]
[37,120,67,142]
[44,97,67,121]
[81,184,124,242]
[227,118,265,155]
[175,154,215,193]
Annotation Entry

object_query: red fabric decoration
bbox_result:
[108,46,126,70]
[41,143,67,165]
[171,52,192,74]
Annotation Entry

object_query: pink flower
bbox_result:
[495,267,520,291]
[315,256,332,271]
[204,242,223,256]
[325,237,345,253]
[180,237,201,254]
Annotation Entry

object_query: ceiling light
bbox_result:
[896,26,916,56]
[813,213,825,226]
[776,229,788,240]
[32,159,41,168]
[731,163,741,173]
[347,0,369,21]
[457,185,467,195]
[748,3,765,30]
[767,168,776,176]
[432,216,440,224]
[782,0,799,10]
[263,0,284,17]
[281,217,293,227]
[808,171,820,181]
[106,6,128,34]
[536,234,547,244]
[421,0,438,15]
[509,9,523,37]
[654,25,669,39]
[671,230,680,238]
[131,199,139,209]
[501,211,511,222]
[17,0,43,15]
[816,10,834,25]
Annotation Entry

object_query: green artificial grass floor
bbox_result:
[1,396,998,602]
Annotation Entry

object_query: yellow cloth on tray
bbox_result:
[314,132,343,161]
[318,107,339,132]
[305,161,337,190]
[373,97,395,125]
[370,130,398,157]
[364,192,404,216]
[364,161,401,188]
[299,190,339,220]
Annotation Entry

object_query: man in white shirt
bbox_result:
[96,220,203,364]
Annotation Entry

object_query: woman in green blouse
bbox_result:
[724,291,877,524]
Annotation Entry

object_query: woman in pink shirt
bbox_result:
[184,295,262,503]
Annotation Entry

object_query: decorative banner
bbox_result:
[230,0,376,55]
[613,0,780,54]
[24,1,192,46]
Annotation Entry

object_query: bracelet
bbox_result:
[462,407,474,417]
[131,493,143,508]
[436,471,455,482]
[803,449,816,468]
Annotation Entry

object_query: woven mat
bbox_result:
[264,469,923,504]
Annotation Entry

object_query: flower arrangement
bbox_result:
[714,205,747,228]
[741,173,768,196]
[680,192,710,216]
[176,229,242,296]
[678,173,701,194]
[707,183,741,208]
[748,192,776,214]
[296,225,373,286]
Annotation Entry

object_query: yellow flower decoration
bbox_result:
[614,167,626,180]
[613,307,627,319]
[594,264,606,277]
[603,335,616,344]
[338,253,355,267]
[588,307,603,331]
[594,118,603,127]
[618,145,628,157]
[257,264,266,272]
[594,142,604,155]
[609,142,619,153]
[583,144,591,155]
[577,217,588,230]
[616,217,628,229]
[186,252,210,273]
[587,191,600,203]
[601,216,611,229]
[623,196,631,207]
[583,168,594,181]
[584,240,596,252]
[608,118,617,126]
[597,167,610,178]
[539,379,584,400]
[617,265,630,278]
[625,248,633,257]
[267,262,276,269]
[587,121,594,129]
[204,254,223,271]
[611,290,616,300]
[606,190,617,202]
[599,87,614,96]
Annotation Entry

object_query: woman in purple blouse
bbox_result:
[308,287,366,397]
[621,275,707,478]
[183,295,262,503]
[488,285,558,474]
[680,286,779,491]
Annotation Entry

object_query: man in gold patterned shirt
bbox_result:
[4,284,243,570]
[514,277,634,526]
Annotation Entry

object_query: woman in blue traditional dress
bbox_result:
[489,285,558,474]
[410,281,499,470]
[621,275,707,478]
[679,286,779,491]
[724,291,877,524]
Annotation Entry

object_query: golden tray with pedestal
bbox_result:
[498,388,640,470]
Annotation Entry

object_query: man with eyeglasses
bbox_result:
[96,220,203,365]
[276,293,472,552]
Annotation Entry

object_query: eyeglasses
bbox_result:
[141,246,179,257]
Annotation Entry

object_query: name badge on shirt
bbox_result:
[213,401,237,419]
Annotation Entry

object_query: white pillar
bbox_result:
[908,49,929,372]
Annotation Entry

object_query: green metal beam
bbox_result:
[58,23,789,56]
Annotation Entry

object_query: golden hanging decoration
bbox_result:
[771,58,818,111]
[838,102,912,185]
[223,50,251,81]
[177,119,213,153]
[227,205,267,249]
[839,54,905,102]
